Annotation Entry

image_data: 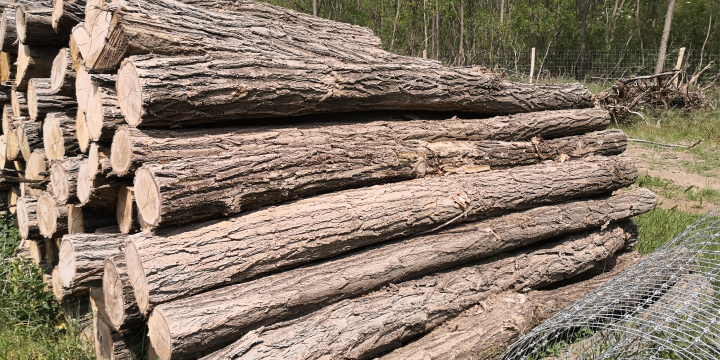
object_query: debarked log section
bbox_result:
[116,54,592,127]
[148,188,654,360]
[199,222,636,360]
[110,109,611,177]
[133,129,627,229]
[126,155,639,313]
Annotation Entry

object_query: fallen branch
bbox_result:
[628,138,703,149]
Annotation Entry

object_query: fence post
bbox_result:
[529,47,536,84]
[673,47,686,86]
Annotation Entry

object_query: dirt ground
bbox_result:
[626,144,720,214]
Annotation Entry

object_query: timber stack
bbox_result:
[0,0,656,359]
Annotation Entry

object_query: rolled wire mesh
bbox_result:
[501,210,720,360]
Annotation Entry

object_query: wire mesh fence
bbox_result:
[500,209,720,360]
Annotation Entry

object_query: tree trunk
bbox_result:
[654,0,676,74]
[67,203,116,234]
[134,129,627,229]
[458,0,464,65]
[93,312,136,360]
[200,222,635,360]
[15,119,41,161]
[636,0,644,61]
[116,54,592,127]
[111,109,610,177]
[58,232,127,289]
[1,8,18,54]
[86,83,123,143]
[52,266,94,302]
[51,0,84,33]
[500,0,504,22]
[28,78,76,121]
[578,0,591,78]
[50,48,76,96]
[37,192,69,238]
[77,161,127,210]
[43,112,79,160]
[312,0,317,16]
[16,196,40,239]
[115,185,138,234]
[103,255,144,331]
[378,251,644,360]
[15,4,70,47]
[149,189,654,360]
[11,90,28,117]
[126,155,638,312]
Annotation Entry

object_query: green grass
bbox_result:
[636,173,720,207]
[632,207,703,254]
[0,214,95,360]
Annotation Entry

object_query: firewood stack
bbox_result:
[0,0,656,359]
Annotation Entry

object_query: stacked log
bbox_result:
[0,1,660,359]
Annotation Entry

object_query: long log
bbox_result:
[15,3,70,47]
[15,44,55,91]
[17,196,40,239]
[115,185,137,234]
[43,112,79,160]
[50,47,76,96]
[28,78,76,121]
[15,119,42,161]
[0,7,17,54]
[58,232,126,289]
[199,222,635,360]
[86,82,122,143]
[148,189,655,359]
[110,109,611,176]
[37,192,69,238]
[67,203,116,234]
[378,251,644,360]
[51,0,83,34]
[103,255,143,331]
[77,160,126,209]
[134,129,626,229]
[117,54,591,127]
[50,155,81,203]
[10,91,27,117]
[126,155,639,312]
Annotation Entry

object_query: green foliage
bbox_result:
[0,214,95,360]
[633,207,702,254]
[636,173,720,206]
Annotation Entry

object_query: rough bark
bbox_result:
[17,196,40,239]
[67,203,116,234]
[126,155,639,311]
[110,108,610,177]
[50,47,76,96]
[15,119,42,161]
[199,222,635,360]
[37,192,69,238]
[51,0,83,34]
[117,54,591,127]
[15,44,56,91]
[150,189,655,359]
[0,7,17,54]
[135,129,626,229]
[11,90,28,117]
[103,255,143,331]
[58,232,126,289]
[28,78,76,121]
[52,266,94,302]
[50,155,81,203]
[86,82,123,142]
[115,185,137,234]
[378,251,644,360]
[77,160,127,209]
[43,112,79,160]
[15,4,70,47]
[93,312,135,360]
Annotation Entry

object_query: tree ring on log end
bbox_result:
[51,48,69,93]
[51,0,63,31]
[76,109,90,153]
[11,91,23,117]
[148,309,172,360]
[85,10,112,69]
[59,238,75,287]
[27,79,39,120]
[125,241,150,314]
[110,127,132,176]
[103,258,125,331]
[5,128,20,160]
[116,185,133,234]
[0,10,7,53]
[43,116,63,160]
[51,267,64,300]
[77,162,92,204]
[134,168,160,228]
[14,6,27,43]
[86,84,104,141]
[16,198,30,239]
[37,193,57,238]
[50,162,69,203]
[75,64,91,112]
[117,60,142,126]
[15,45,30,88]
[68,204,83,234]
[93,313,115,360]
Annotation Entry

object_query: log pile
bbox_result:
[0,0,656,359]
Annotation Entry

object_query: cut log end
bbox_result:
[5,128,20,161]
[88,142,100,176]
[16,198,31,239]
[0,52,10,83]
[110,127,131,176]
[68,204,83,234]
[0,136,7,170]
[51,0,64,31]
[148,310,171,360]
[0,11,7,53]
[25,149,47,197]
[125,241,150,314]
[27,79,39,120]
[71,24,90,62]
[14,6,27,44]
[133,168,160,228]
[52,266,65,300]
[76,109,90,153]
[51,48,70,93]
[117,60,142,126]
[11,91,24,118]
[50,163,70,203]
[86,83,103,140]
[43,115,63,160]
[77,161,92,204]
[116,185,134,234]
[76,64,90,112]
[93,313,115,360]
[15,46,29,88]
[85,9,112,70]
[37,193,58,239]
[59,238,75,287]
[103,257,125,329]
[8,187,19,214]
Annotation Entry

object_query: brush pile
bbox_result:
[0,0,655,359]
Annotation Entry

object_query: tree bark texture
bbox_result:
[126,155,639,312]
[15,4,70,47]
[58,232,127,289]
[103,255,144,331]
[28,238,49,267]
[16,196,40,239]
[198,222,636,360]
[15,44,56,91]
[43,111,79,160]
[67,204,116,234]
[11,90,28,117]
[28,77,76,121]
[15,119,42,161]
[378,251,644,360]
[50,155,81,203]
[149,189,654,359]
[86,82,123,143]
[115,185,138,234]
[134,129,627,229]
[51,0,84,34]
[110,108,610,177]
[50,47,76,96]
[0,7,18,53]
[116,54,592,127]
[93,312,135,360]
[37,191,69,238]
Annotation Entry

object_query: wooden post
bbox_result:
[673,47,686,86]
[529,47,536,84]
[423,50,427,59]
[312,0,317,16]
